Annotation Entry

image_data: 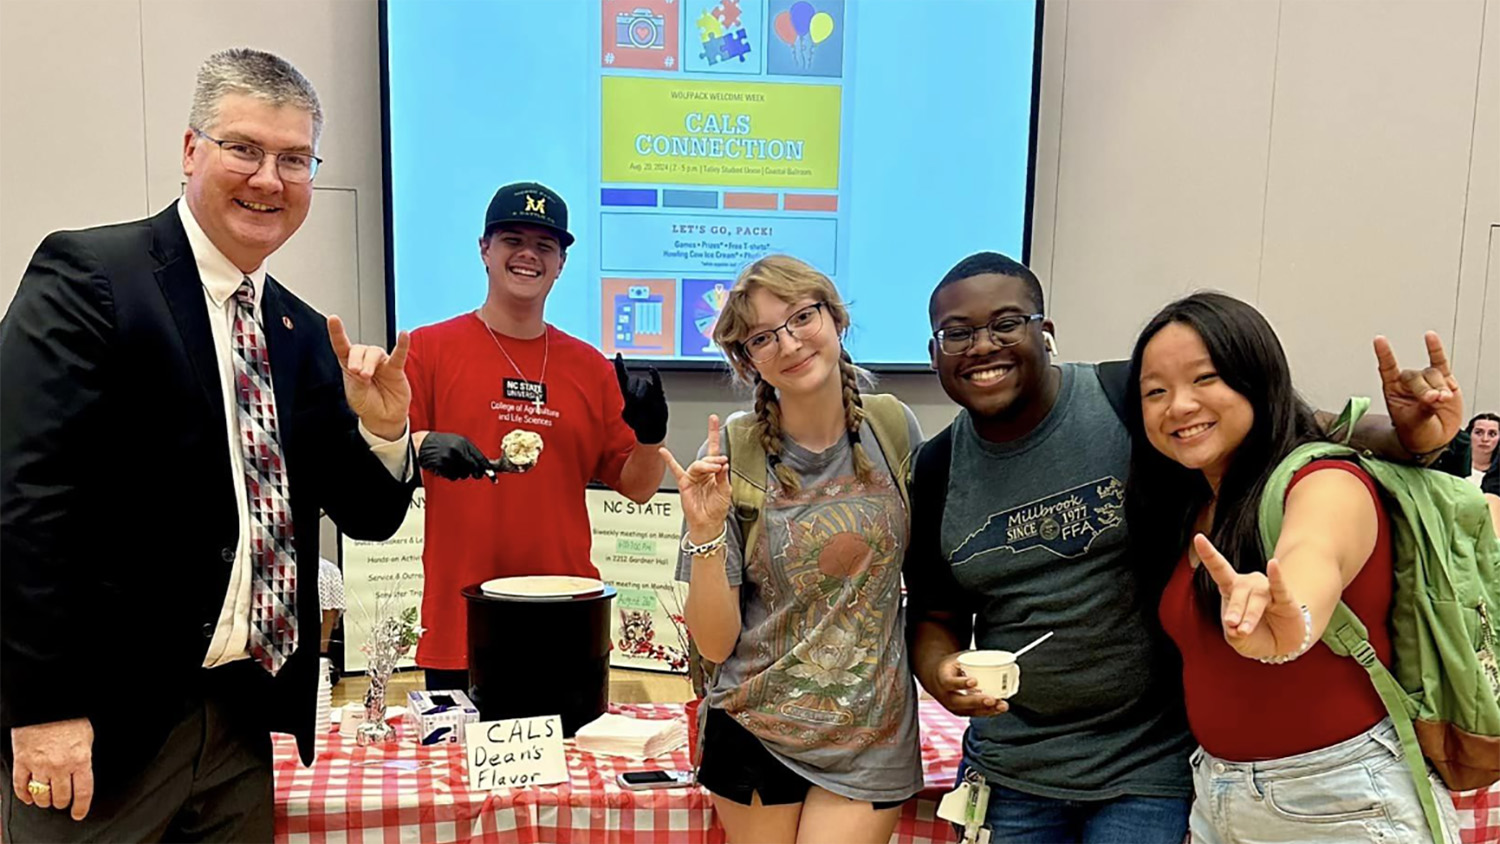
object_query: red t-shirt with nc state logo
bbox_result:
[405,314,638,669]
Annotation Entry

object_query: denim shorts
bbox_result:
[1188,719,1460,843]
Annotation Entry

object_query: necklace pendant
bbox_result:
[503,377,547,409]
[476,314,551,411]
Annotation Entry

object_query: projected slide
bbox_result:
[386,0,1037,365]
[597,0,847,358]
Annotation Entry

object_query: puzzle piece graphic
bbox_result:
[712,0,742,29]
[699,33,726,65]
[720,28,751,62]
[697,9,723,41]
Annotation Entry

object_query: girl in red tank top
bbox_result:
[1119,293,1459,843]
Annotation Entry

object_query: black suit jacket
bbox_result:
[0,205,413,785]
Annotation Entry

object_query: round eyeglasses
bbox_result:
[742,302,827,363]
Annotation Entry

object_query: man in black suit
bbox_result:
[0,48,414,841]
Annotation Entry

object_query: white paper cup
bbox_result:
[957,650,1021,699]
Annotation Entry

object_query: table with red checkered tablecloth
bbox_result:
[274,699,1499,844]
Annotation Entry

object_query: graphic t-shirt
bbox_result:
[925,363,1194,800]
[406,314,638,669]
[676,407,925,803]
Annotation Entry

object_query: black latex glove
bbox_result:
[417,432,493,481]
[614,353,668,444]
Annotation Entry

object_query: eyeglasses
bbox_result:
[192,128,322,183]
[742,303,827,363]
[932,313,1043,355]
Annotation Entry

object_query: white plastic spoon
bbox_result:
[1013,630,1055,660]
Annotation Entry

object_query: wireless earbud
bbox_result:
[1043,331,1059,356]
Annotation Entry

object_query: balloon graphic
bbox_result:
[773,10,797,45]
[808,11,834,44]
[790,1,815,36]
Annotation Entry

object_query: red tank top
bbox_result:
[1159,460,1393,760]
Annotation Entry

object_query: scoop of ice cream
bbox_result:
[501,429,544,467]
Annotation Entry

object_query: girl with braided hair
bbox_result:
[662,255,924,843]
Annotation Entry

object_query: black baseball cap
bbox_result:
[483,181,573,248]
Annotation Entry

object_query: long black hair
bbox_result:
[1123,292,1324,622]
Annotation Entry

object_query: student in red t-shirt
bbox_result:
[404,182,669,691]
[1122,292,1462,843]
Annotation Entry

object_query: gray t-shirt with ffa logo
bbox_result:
[943,363,1194,800]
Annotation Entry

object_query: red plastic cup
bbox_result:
[685,696,703,763]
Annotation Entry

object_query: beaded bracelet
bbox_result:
[1255,603,1314,665]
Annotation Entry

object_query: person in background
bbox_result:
[1463,413,1498,492]
[1462,413,1500,529]
[402,182,668,691]
[1124,291,1460,843]
[666,255,924,844]
[0,48,414,841]
[318,557,345,685]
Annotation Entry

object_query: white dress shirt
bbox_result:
[176,199,410,668]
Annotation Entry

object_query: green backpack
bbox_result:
[1258,397,1500,843]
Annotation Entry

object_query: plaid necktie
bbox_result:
[232,278,298,675]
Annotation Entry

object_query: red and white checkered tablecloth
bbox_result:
[274,699,1498,844]
[274,699,962,844]
[1457,787,1500,844]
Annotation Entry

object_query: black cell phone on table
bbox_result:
[616,770,694,790]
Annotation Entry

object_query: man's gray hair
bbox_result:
[188,48,324,146]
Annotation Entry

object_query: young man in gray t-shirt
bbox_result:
[906,253,1195,843]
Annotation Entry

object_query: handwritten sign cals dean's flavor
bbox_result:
[465,715,566,791]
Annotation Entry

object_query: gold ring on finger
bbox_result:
[26,779,50,796]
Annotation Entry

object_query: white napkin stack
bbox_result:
[317,659,334,733]
[315,658,334,756]
[574,713,688,759]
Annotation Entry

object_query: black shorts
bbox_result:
[696,707,907,811]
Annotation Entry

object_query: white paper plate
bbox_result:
[480,575,605,599]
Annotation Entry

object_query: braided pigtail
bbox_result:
[839,351,875,485]
[754,376,801,494]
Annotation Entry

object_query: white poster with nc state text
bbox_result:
[586,487,689,674]
[340,489,426,672]
[339,487,688,674]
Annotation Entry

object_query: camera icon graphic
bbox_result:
[615,8,667,50]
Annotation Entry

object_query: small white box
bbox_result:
[407,689,480,746]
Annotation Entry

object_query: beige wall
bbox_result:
[0,0,389,343]
[3,0,1496,471]
[1030,0,1498,413]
